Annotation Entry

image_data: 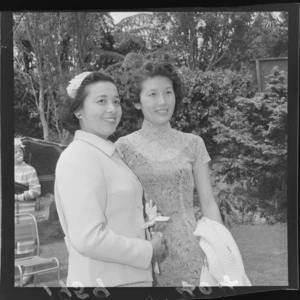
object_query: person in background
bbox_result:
[14,138,41,286]
[55,71,166,287]
[14,138,41,213]
[115,60,223,287]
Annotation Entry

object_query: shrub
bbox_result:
[172,67,257,158]
[212,66,287,207]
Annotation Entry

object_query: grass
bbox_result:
[230,223,288,286]
[21,195,288,287]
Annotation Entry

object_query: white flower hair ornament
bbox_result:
[66,72,92,99]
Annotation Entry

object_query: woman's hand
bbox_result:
[152,221,167,232]
[150,234,166,263]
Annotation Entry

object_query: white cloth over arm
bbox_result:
[193,217,251,287]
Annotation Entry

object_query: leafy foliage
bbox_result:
[172,66,257,157]
[211,66,287,212]
[13,12,288,221]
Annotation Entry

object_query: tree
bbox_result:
[212,66,287,203]
[14,12,116,142]
[14,10,289,145]
[14,13,51,140]
[14,67,43,138]
[172,66,257,157]
[243,12,288,60]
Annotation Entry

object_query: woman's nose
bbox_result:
[157,93,166,105]
[107,101,117,113]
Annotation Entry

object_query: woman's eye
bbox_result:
[114,99,121,105]
[97,99,105,103]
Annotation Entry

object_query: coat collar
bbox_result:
[74,130,116,157]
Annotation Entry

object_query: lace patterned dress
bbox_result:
[115,120,211,287]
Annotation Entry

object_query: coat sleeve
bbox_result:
[55,146,153,270]
[24,166,41,200]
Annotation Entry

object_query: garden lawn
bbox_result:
[230,223,288,286]
[28,222,288,287]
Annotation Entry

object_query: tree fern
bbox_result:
[116,13,154,28]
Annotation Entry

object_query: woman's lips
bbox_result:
[156,109,168,115]
[103,117,117,124]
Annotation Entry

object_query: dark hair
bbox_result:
[61,71,116,135]
[125,60,184,114]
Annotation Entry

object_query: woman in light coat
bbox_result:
[54,71,165,287]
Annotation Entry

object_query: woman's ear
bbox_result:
[74,111,82,119]
[134,103,141,110]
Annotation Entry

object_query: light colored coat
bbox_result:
[55,130,153,287]
[193,217,251,287]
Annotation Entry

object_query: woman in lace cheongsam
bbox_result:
[115,61,222,287]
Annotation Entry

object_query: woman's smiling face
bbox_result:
[135,76,176,126]
[77,81,122,139]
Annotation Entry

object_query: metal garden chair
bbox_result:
[15,213,60,287]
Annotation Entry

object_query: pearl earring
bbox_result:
[77,114,82,119]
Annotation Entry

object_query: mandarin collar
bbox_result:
[73,130,116,157]
[140,119,172,140]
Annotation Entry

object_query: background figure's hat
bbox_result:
[14,138,25,149]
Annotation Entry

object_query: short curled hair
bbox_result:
[125,60,184,114]
[61,71,116,135]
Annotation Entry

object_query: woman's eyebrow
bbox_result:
[96,94,120,98]
[146,87,172,92]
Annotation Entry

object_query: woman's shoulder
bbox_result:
[58,139,99,165]
[115,131,143,161]
[60,139,83,154]
[172,130,210,160]
[115,131,140,148]
[173,129,205,144]
[22,162,38,173]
